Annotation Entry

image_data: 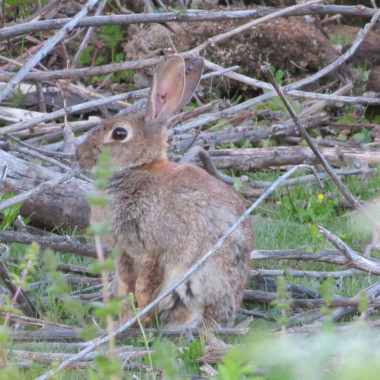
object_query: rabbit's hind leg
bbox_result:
[157,280,204,329]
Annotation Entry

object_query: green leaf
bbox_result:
[318,277,335,304]
[89,256,115,274]
[93,298,122,318]
[151,340,181,380]
[95,356,123,377]
[80,325,101,341]
[358,291,368,314]
[234,177,242,192]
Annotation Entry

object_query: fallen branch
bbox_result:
[1,5,377,40]
[206,146,380,171]
[251,249,347,265]
[251,268,360,279]
[9,326,248,342]
[190,0,324,54]
[319,225,380,275]
[243,290,380,308]
[0,230,97,258]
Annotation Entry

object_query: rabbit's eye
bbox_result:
[112,127,128,141]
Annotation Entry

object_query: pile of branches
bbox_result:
[0,0,379,377]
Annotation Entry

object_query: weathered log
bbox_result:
[9,326,248,342]
[207,146,380,171]
[0,148,91,229]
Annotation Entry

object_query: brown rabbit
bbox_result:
[76,55,254,328]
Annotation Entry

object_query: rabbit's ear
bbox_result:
[146,55,186,122]
[177,57,204,110]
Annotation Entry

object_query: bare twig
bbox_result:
[332,280,380,322]
[72,0,108,66]
[319,225,380,275]
[2,5,377,40]
[190,0,324,54]
[262,66,363,208]
[0,89,146,135]
[204,60,379,105]
[251,249,347,265]
[243,290,380,308]
[0,0,100,104]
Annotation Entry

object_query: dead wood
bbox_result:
[170,113,328,154]
[1,5,377,40]
[179,146,234,185]
[252,275,320,299]
[332,280,380,322]
[7,346,147,366]
[243,289,379,308]
[8,326,248,342]
[251,249,347,265]
[0,149,91,229]
[0,0,101,105]
[319,226,380,275]
[262,65,371,217]
[0,230,96,258]
[206,146,380,171]
[251,268,360,279]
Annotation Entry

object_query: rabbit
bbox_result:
[76,55,254,329]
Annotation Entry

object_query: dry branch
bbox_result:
[0,5,376,40]
[319,226,380,276]
[190,0,324,54]
[332,280,380,322]
[9,326,248,342]
[0,169,80,212]
[0,89,146,135]
[251,268,360,279]
[207,146,380,171]
[0,230,96,258]
[243,290,380,308]
[251,249,347,265]
[264,65,363,210]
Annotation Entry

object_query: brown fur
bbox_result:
[76,56,254,328]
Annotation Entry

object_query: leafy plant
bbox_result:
[0,194,23,230]
[218,346,257,380]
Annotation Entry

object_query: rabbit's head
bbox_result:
[76,55,203,171]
